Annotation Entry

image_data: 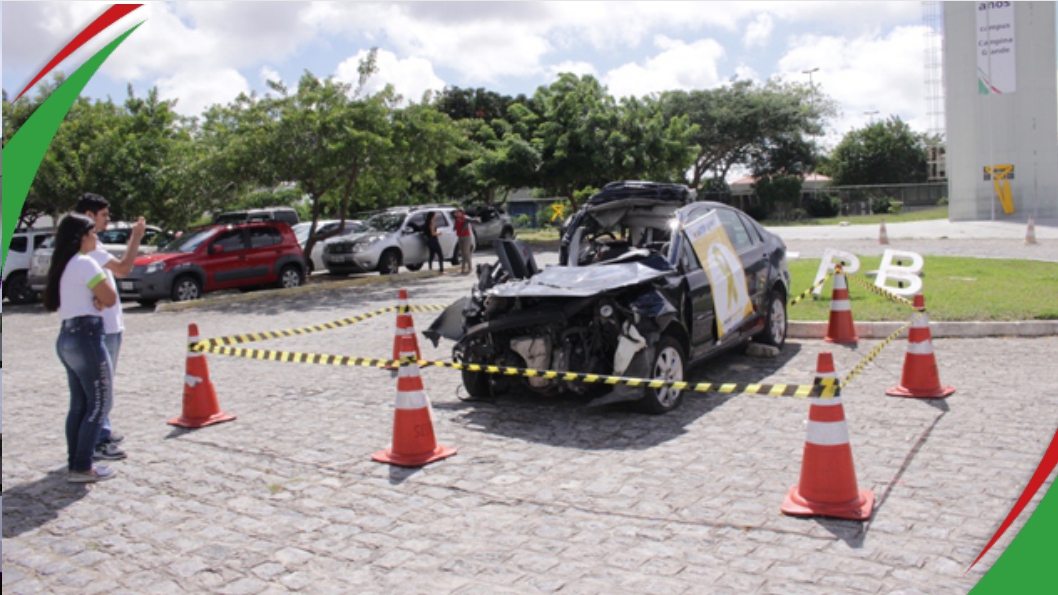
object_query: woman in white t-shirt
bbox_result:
[43,214,120,483]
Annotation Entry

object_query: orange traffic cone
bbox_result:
[1025,216,1037,245]
[879,219,889,245]
[886,294,955,399]
[781,352,874,520]
[387,289,422,372]
[372,334,457,467]
[169,323,236,428]
[824,267,858,344]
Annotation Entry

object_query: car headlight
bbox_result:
[145,261,167,274]
[351,243,364,253]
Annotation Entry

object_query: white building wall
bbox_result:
[944,2,1057,221]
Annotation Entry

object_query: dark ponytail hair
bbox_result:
[43,213,96,312]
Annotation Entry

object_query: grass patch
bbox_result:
[787,256,1058,321]
[766,206,949,227]
[516,227,562,243]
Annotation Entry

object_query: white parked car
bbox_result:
[27,223,168,295]
[293,219,366,274]
[3,228,54,304]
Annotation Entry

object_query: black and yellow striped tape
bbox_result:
[788,271,833,308]
[193,304,449,349]
[844,273,918,310]
[189,342,840,399]
[840,314,920,388]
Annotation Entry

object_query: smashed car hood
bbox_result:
[488,260,674,298]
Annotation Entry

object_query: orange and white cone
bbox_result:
[781,352,874,520]
[169,323,237,428]
[1025,216,1037,245]
[824,267,858,344]
[387,288,422,372]
[373,334,457,467]
[886,294,955,399]
[879,219,889,245]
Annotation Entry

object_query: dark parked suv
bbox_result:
[118,221,306,306]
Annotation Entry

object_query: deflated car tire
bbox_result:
[636,334,686,414]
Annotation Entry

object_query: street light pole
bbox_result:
[864,110,879,123]
[802,67,819,87]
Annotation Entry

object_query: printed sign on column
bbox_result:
[683,212,752,339]
[976,2,1016,95]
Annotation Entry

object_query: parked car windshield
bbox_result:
[362,212,406,233]
[159,228,218,253]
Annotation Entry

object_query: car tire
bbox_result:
[170,275,202,302]
[378,249,401,275]
[137,300,157,309]
[635,334,686,414]
[755,289,787,349]
[405,263,423,272]
[277,264,303,289]
[3,271,39,305]
[460,367,494,401]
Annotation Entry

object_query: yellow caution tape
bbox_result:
[189,341,840,399]
[844,273,919,310]
[194,304,450,349]
[788,271,833,308]
[840,314,920,388]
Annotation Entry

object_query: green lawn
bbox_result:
[787,256,1058,322]
[765,206,949,227]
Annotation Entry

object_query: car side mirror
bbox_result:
[402,227,417,235]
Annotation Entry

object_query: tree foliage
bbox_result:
[659,79,835,190]
[822,116,929,186]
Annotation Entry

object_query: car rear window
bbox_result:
[249,226,282,248]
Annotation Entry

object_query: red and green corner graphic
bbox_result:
[1,4,1056,592]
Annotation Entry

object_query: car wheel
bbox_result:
[170,275,202,302]
[636,334,686,414]
[277,264,303,289]
[460,367,494,401]
[755,289,787,349]
[137,300,157,308]
[378,249,401,275]
[3,271,39,305]
[405,263,423,272]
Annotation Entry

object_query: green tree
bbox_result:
[823,116,928,186]
[659,79,834,191]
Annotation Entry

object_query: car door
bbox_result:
[676,234,718,360]
[434,211,459,258]
[245,225,285,283]
[204,228,251,289]
[400,212,430,264]
[713,207,769,335]
[473,207,501,244]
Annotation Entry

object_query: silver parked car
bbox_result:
[464,205,516,247]
[293,219,365,274]
[322,206,472,275]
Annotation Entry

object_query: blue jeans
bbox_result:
[56,316,113,472]
[96,332,123,445]
[426,236,444,272]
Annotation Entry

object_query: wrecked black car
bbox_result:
[425,181,791,413]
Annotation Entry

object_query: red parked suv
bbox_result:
[118,221,306,306]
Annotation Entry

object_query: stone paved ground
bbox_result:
[3,241,1056,594]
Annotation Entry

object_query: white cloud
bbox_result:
[604,36,726,99]
[744,14,774,48]
[260,66,282,87]
[547,61,598,80]
[335,49,446,105]
[155,68,250,117]
[776,25,930,145]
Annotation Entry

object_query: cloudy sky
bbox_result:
[3,2,955,147]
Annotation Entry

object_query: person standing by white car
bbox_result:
[74,193,146,462]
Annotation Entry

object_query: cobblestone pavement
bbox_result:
[3,242,1056,594]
